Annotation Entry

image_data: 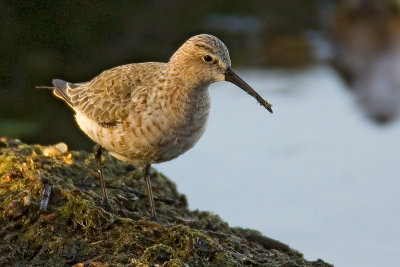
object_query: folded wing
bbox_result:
[52,63,163,125]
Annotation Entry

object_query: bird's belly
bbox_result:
[154,93,211,162]
[75,104,210,165]
[154,114,208,162]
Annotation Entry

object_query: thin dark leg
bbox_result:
[94,144,109,206]
[144,164,158,221]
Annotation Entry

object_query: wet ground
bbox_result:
[0,138,331,266]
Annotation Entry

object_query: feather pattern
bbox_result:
[53,62,166,125]
[48,34,271,165]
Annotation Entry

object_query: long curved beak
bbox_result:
[225,67,273,113]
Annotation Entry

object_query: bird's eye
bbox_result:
[203,55,213,63]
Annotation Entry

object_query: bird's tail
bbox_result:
[36,79,73,107]
[35,86,54,89]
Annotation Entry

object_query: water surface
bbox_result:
[158,65,400,267]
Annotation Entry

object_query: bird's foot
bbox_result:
[100,197,113,212]
[149,214,160,223]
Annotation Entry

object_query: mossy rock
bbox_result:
[0,137,332,266]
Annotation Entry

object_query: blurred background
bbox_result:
[1,0,400,266]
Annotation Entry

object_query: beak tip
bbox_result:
[261,100,273,113]
[226,67,274,113]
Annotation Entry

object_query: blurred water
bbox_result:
[157,65,400,267]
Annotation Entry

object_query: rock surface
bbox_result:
[0,138,332,266]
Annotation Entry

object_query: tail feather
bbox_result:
[35,86,54,89]
[51,79,73,106]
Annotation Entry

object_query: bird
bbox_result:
[45,34,273,221]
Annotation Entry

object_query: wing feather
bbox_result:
[53,63,166,125]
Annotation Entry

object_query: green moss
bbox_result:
[0,138,332,266]
[211,251,238,266]
[59,190,115,230]
[139,244,177,265]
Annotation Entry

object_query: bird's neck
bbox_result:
[165,62,210,94]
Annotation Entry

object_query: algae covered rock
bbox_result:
[0,137,332,266]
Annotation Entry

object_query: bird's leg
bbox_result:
[94,144,109,207]
[143,164,158,221]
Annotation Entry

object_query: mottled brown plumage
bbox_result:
[49,34,272,220]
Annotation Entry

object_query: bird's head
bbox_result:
[170,34,273,112]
